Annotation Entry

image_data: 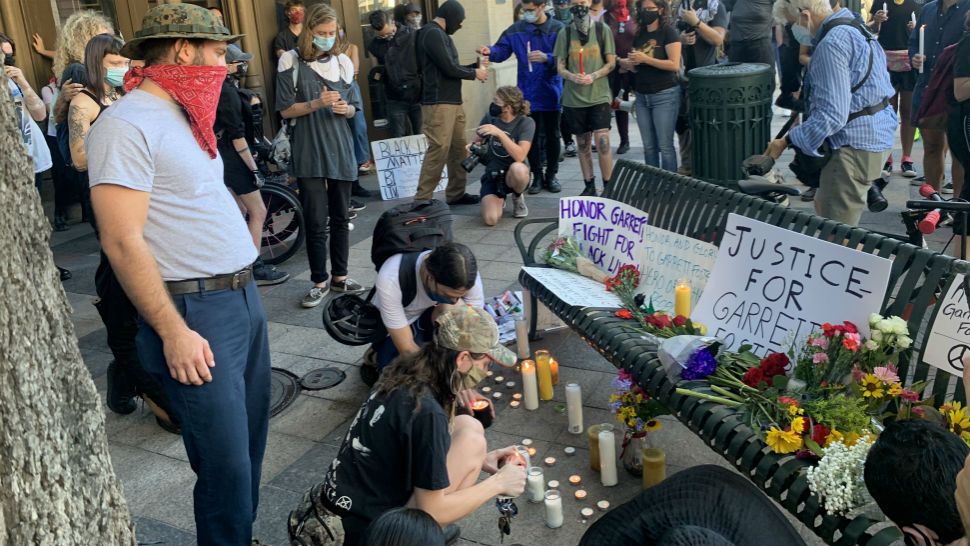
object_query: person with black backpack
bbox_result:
[368,9,422,138]
[765,0,897,227]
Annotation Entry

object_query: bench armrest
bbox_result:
[514,217,559,266]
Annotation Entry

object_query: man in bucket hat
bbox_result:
[86,4,271,544]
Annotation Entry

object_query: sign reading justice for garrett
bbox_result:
[692,214,893,354]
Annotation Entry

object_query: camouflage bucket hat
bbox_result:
[434,305,517,368]
[121,3,243,60]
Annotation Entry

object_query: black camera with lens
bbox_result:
[461,139,490,173]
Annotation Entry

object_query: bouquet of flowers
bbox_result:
[805,439,875,515]
[608,265,707,337]
[542,236,609,283]
[609,368,669,434]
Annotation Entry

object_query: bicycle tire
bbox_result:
[260,182,305,266]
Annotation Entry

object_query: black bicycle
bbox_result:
[259,174,304,266]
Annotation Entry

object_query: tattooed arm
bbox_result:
[68,94,95,171]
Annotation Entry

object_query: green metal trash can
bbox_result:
[688,62,773,186]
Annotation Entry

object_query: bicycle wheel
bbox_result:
[260,182,305,266]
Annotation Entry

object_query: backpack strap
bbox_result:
[398,252,422,308]
[813,18,889,122]
[565,23,609,67]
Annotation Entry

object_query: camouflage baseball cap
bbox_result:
[435,305,517,368]
[121,3,242,60]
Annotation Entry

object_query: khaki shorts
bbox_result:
[815,146,887,226]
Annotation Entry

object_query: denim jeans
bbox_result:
[634,86,681,172]
[372,307,434,368]
[136,282,270,545]
[350,108,370,164]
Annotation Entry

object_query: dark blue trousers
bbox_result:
[136,281,271,546]
[373,307,434,369]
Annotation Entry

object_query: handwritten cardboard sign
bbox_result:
[923,275,970,375]
[692,214,893,354]
[558,197,650,277]
[640,226,718,312]
[371,135,447,200]
[521,267,623,308]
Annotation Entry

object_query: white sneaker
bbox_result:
[513,194,529,218]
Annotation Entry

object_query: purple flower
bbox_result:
[612,376,633,391]
[610,400,623,412]
[682,347,717,380]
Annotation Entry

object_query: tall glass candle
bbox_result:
[565,383,584,434]
[587,423,614,472]
[515,318,530,359]
[642,447,666,489]
[521,360,539,410]
[544,490,564,528]
[527,467,545,503]
[549,358,560,385]
[598,428,618,486]
[512,445,531,469]
[535,350,554,400]
[674,278,692,318]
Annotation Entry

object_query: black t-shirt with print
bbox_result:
[477,113,536,172]
[322,388,451,524]
[632,25,682,95]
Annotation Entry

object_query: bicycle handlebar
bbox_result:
[906,200,970,213]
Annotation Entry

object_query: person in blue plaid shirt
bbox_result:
[766,0,897,226]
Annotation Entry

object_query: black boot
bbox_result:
[580,178,597,196]
[106,360,138,415]
[545,175,561,193]
[527,175,542,195]
[602,178,611,196]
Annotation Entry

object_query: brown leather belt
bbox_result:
[165,267,253,296]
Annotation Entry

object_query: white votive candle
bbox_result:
[527,467,545,503]
[598,428,618,486]
[565,383,584,434]
[544,490,564,528]
[597,500,610,511]
[521,360,540,410]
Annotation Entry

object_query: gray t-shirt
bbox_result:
[683,3,729,71]
[86,89,257,281]
[725,0,773,42]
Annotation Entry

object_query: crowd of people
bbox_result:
[6,0,970,544]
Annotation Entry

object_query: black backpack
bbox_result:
[371,199,453,307]
[385,27,423,104]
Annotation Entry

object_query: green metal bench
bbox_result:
[514,159,970,545]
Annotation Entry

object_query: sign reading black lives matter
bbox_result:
[692,214,893,354]
[924,275,970,375]
[371,135,447,200]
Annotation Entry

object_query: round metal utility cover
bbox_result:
[301,367,347,391]
[270,368,301,417]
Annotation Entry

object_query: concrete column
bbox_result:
[450,0,517,141]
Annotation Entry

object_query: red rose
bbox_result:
[645,314,661,327]
[673,315,688,327]
[654,314,673,329]
[743,367,766,388]
[810,422,830,446]
[759,353,790,378]
[615,309,633,319]
[778,396,800,407]
[821,323,836,337]
[842,321,858,334]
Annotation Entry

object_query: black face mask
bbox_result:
[234,62,248,80]
[445,20,462,34]
[4,54,14,66]
[637,8,660,25]
[489,103,503,117]
[570,4,590,18]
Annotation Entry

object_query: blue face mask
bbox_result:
[313,35,336,52]
[429,290,457,304]
[522,9,539,23]
[792,24,813,46]
[104,66,128,88]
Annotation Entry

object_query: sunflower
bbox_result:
[643,419,663,432]
[766,426,803,454]
[948,405,970,442]
[860,374,885,399]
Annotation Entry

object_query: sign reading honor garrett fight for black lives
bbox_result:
[692,214,893,354]
[371,135,447,200]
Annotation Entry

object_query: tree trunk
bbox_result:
[0,79,135,544]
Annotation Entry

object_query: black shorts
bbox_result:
[479,171,512,199]
[225,170,260,196]
[889,69,916,92]
[562,103,612,135]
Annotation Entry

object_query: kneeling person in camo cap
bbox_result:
[86,4,271,544]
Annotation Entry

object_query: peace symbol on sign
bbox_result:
[948,345,970,371]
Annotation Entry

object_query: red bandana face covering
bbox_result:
[610,0,630,21]
[124,64,228,158]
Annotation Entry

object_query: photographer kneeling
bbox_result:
[766,0,897,226]
[466,86,536,226]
